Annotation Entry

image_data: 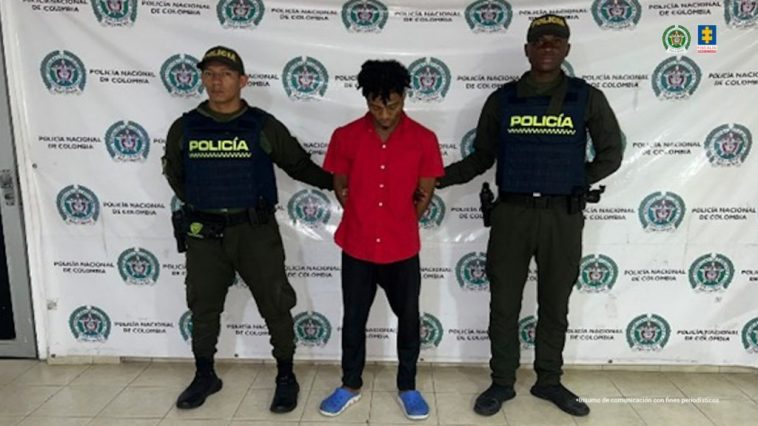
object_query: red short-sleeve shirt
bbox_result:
[323,113,444,264]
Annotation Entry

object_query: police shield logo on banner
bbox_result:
[626,314,671,351]
[69,306,111,343]
[561,60,576,77]
[287,189,331,227]
[591,0,642,30]
[459,128,477,158]
[117,247,161,286]
[341,0,389,33]
[217,0,265,29]
[419,194,446,229]
[170,196,184,213]
[662,25,691,54]
[57,185,100,225]
[294,311,332,347]
[688,253,734,293]
[41,50,86,94]
[576,254,619,293]
[455,252,489,291]
[105,121,151,162]
[91,0,138,26]
[519,315,537,349]
[161,54,204,97]
[724,0,758,28]
[282,56,329,100]
[464,0,513,33]
[179,311,193,342]
[420,313,443,349]
[638,191,686,232]
[705,123,752,166]
[742,317,758,353]
[407,57,451,103]
[652,56,702,100]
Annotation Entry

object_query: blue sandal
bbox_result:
[319,387,361,416]
[397,390,430,420]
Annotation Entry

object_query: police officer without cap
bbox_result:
[162,46,332,411]
[437,15,623,417]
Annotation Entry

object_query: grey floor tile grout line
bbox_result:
[369,389,376,424]
[665,372,719,426]
[89,362,152,422]
[301,363,320,421]
[298,363,320,423]
[692,402,719,426]
[241,360,263,418]
[230,363,263,420]
[368,370,376,426]
[725,373,755,402]
[666,370,687,397]
[607,372,649,426]
[3,361,37,384]
[124,361,151,386]
[89,379,130,422]
[21,364,93,422]
[429,363,439,425]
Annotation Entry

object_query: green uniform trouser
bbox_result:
[486,201,583,387]
[185,218,297,360]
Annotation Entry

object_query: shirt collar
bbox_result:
[517,71,566,97]
[197,100,249,122]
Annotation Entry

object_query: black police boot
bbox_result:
[270,360,299,413]
[530,383,590,416]
[176,358,223,409]
[474,383,516,416]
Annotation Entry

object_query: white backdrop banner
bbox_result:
[2,0,757,366]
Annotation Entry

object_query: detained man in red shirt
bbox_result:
[319,60,444,420]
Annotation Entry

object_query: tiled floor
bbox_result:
[0,360,756,425]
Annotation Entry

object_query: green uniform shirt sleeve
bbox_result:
[162,117,185,201]
[437,90,499,188]
[261,115,333,190]
[585,88,623,184]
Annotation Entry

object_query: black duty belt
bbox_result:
[187,209,251,226]
[499,192,571,210]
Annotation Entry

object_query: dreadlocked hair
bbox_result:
[357,60,410,103]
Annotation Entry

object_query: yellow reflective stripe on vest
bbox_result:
[508,114,576,136]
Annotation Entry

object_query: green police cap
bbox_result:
[196,46,245,74]
[527,14,570,42]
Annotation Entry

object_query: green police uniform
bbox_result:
[163,100,331,361]
[439,72,623,387]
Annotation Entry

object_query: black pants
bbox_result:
[341,252,421,391]
[185,219,297,361]
[486,201,583,387]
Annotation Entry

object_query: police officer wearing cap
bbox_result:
[437,15,623,417]
[162,46,332,411]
